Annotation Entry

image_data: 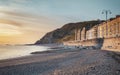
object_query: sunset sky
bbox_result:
[0,0,119,45]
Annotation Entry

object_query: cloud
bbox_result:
[0,5,63,44]
[0,0,31,15]
[2,0,28,6]
[0,8,58,29]
[0,7,52,21]
[0,23,22,36]
[11,0,28,3]
[0,19,22,27]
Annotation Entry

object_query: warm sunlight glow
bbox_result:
[0,23,22,36]
[0,13,5,18]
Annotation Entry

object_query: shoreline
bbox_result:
[0,45,65,62]
[0,47,79,67]
[0,48,120,75]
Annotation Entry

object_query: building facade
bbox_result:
[98,16,120,38]
[71,15,120,50]
[75,15,120,41]
[86,25,98,40]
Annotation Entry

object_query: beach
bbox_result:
[0,48,120,75]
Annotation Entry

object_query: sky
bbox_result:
[0,0,119,45]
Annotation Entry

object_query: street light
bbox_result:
[102,10,112,37]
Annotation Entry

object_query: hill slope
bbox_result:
[35,20,103,44]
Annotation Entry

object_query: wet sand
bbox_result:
[0,49,120,75]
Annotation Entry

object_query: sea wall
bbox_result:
[102,37,120,52]
[63,37,120,52]
[63,38,103,49]
[80,39,102,47]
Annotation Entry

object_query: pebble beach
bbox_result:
[0,48,120,75]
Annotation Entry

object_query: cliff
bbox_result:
[35,20,103,44]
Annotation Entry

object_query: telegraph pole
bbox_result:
[102,10,112,37]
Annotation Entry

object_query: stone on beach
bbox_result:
[0,49,120,75]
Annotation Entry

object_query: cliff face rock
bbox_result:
[35,20,103,44]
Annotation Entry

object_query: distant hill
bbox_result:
[35,20,104,44]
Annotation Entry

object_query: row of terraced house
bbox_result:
[64,15,120,51]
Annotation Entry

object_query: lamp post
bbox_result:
[102,10,112,37]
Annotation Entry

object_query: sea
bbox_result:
[0,45,51,60]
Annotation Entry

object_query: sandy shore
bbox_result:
[0,48,120,75]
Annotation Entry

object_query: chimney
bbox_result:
[116,15,120,18]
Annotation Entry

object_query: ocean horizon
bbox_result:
[0,45,50,60]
